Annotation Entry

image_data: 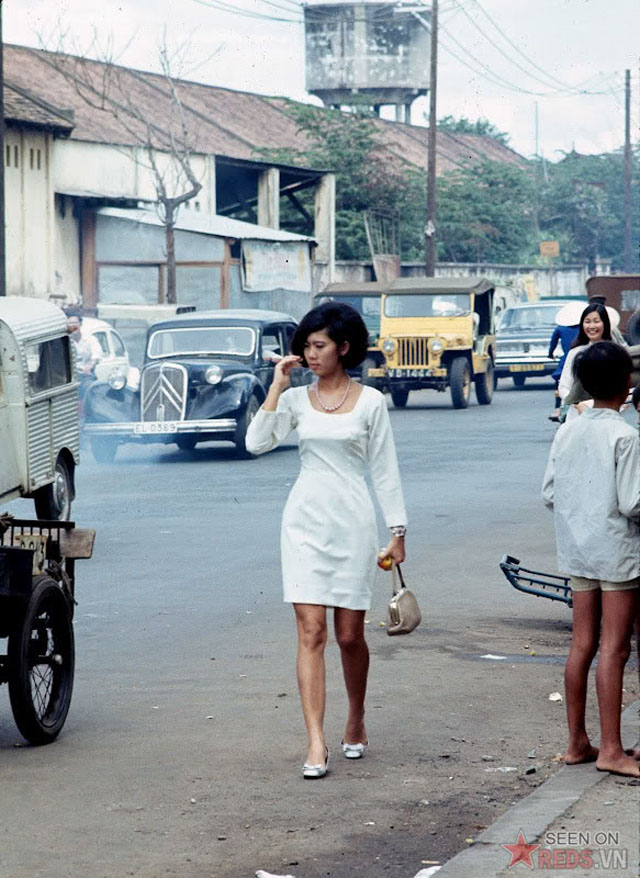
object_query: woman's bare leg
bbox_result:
[294,604,328,765]
[595,590,640,777]
[335,608,369,744]
[563,590,600,763]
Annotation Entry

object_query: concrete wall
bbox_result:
[332,260,590,299]
[4,127,54,298]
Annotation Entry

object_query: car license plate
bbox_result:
[134,421,179,434]
[509,364,545,373]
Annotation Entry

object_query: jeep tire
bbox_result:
[449,357,471,409]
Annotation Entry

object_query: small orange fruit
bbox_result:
[377,551,393,571]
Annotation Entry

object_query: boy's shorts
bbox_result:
[570,575,640,593]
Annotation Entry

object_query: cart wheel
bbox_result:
[8,577,75,745]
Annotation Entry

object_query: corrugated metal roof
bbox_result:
[0,297,69,341]
[4,45,526,176]
[97,207,315,243]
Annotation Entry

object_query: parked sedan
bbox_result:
[494,299,585,387]
[83,310,303,461]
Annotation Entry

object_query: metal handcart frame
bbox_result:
[500,554,572,608]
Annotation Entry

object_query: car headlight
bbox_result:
[107,370,126,391]
[429,338,444,354]
[382,338,396,354]
[205,365,223,385]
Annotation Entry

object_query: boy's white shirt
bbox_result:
[542,408,640,582]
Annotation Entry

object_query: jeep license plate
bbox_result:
[509,364,544,372]
[134,421,179,434]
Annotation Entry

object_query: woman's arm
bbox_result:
[245,355,302,455]
[368,394,407,564]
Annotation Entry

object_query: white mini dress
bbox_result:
[245,384,407,610]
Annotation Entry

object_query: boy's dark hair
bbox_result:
[291,302,369,369]
[575,341,633,400]
[632,382,640,411]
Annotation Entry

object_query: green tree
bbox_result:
[438,115,510,146]
[257,104,426,261]
[436,159,536,263]
[538,149,640,270]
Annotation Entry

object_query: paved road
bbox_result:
[1,379,637,878]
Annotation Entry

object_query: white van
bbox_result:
[0,298,79,519]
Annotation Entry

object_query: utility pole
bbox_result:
[425,0,438,276]
[0,3,5,297]
[623,68,632,272]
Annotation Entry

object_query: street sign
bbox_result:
[539,241,560,257]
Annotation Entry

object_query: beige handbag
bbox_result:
[386,563,421,636]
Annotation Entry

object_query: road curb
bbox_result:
[432,700,640,878]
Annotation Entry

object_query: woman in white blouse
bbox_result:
[559,303,612,421]
[246,302,407,778]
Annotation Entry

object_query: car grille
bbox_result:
[141,363,187,422]
[396,337,429,368]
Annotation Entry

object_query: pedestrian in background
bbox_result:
[542,342,640,777]
[246,302,407,779]
[548,302,580,422]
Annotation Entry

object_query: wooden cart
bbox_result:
[0,515,95,744]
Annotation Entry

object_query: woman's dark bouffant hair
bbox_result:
[291,302,369,369]
[571,302,612,348]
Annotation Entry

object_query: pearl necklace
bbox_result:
[314,378,352,412]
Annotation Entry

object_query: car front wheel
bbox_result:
[234,394,261,459]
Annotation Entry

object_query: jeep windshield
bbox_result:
[384,294,470,318]
[315,295,381,335]
[147,326,256,359]
[498,305,560,331]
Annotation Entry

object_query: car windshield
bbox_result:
[384,294,470,318]
[315,295,382,335]
[498,306,561,331]
[148,326,256,358]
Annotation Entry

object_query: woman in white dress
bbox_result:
[246,302,407,779]
[558,303,612,422]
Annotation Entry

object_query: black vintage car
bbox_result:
[83,309,302,461]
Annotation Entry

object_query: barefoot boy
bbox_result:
[542,342,640,777]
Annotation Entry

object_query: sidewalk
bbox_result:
[429,701,640,878]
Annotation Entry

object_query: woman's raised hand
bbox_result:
[273,354,303,390]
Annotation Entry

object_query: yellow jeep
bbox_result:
[369,277,496,409]
[314,281,387,390]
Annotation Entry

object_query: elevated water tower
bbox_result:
[304,1,430,122]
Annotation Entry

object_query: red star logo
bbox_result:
[502,830,541,869]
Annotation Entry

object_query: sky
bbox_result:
[7,0,640,160]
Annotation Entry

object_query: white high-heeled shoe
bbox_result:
[341,740,368,759]
[302,747,329,779]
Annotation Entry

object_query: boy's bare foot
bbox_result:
[596,753,640,777]
[562,744,599,764]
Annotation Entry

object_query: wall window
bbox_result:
[13,146,18,168]
[25,337,72,394]
[30,148,34,170]
[37,149,42,170]
[5,145,9,167]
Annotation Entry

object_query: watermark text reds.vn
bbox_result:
[502,830,629,870]
[541,832,627,870]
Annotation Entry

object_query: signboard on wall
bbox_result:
[539,240,560,257]
[242,241,312,293]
